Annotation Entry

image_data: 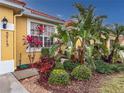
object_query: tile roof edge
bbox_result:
[26,7,65,23]
[7,0,26,7]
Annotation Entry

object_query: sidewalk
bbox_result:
[0,73,29,93]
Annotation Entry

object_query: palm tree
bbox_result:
[102,24,124,63]
[51,3,108,65]
[73,3,107,64]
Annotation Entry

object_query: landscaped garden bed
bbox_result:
[20,72,124,93]
[20,2,124,93]
[20,72,105,93]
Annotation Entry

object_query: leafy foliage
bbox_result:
[101,24,124,63]
[49,44,59,57]
[95,60,124,74]
[41,48,49,57]
[48,69,70,85]
[95,60,114,74]
[86,46,96,70]
[54,60,64,69]
[63,60,80,72]
[71,65,92,80]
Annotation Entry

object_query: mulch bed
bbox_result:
[20,73,107,93]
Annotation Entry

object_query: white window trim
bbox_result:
[26,18,56,52]
[0,30,1,60]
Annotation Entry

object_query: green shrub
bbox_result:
[114,64,124,71]
[41,48,49,56]
[95,60,124,74]
[95,60,114,74]
[54,61,64,69]
[71,65,92,80]
[48,69,70,85]
[63,60,80,72]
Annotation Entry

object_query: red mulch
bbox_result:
[20,73,106,93]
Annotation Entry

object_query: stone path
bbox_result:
[0,73,29,93]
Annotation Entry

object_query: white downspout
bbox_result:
[13,10,24,69]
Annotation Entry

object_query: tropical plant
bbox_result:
[101,24,124,63]
[86,46,96,70]
[39,57,55,82]
[51,3,107,64]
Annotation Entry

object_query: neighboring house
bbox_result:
[0,0,64,75]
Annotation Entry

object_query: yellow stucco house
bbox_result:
[0,0,64,74]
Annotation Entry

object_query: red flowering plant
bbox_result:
[38,57,55,82]
[23,25,44,68]
[37,25,45,34]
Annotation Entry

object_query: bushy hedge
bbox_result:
[63,60,80,72]
[71,65,92,80]
[48,69,70,85]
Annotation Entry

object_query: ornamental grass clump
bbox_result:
[71,65,92,80]
[48,69,70,85]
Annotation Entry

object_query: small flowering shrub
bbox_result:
[48,69,70,85]
[71,65,92,80]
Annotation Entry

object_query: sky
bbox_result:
[24,0,124,25]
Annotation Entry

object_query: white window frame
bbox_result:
[26,18,56,52]
[0,30,1,60]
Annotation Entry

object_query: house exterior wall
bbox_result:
[1,31,14,60]
[119,36,124,45]
[0,5,14,74]
[0,6,13,23]
[0,6,14,60]
[16,17,41,66]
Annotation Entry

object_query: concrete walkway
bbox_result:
[0,73,29,93]
[12,68,38,80]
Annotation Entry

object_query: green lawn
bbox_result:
[100,72,124,93]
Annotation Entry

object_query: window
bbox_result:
[30,22,43,47]
[29,21,55,49]
[44,25,54,47]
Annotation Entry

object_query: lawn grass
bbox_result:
[100,72,124,93]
